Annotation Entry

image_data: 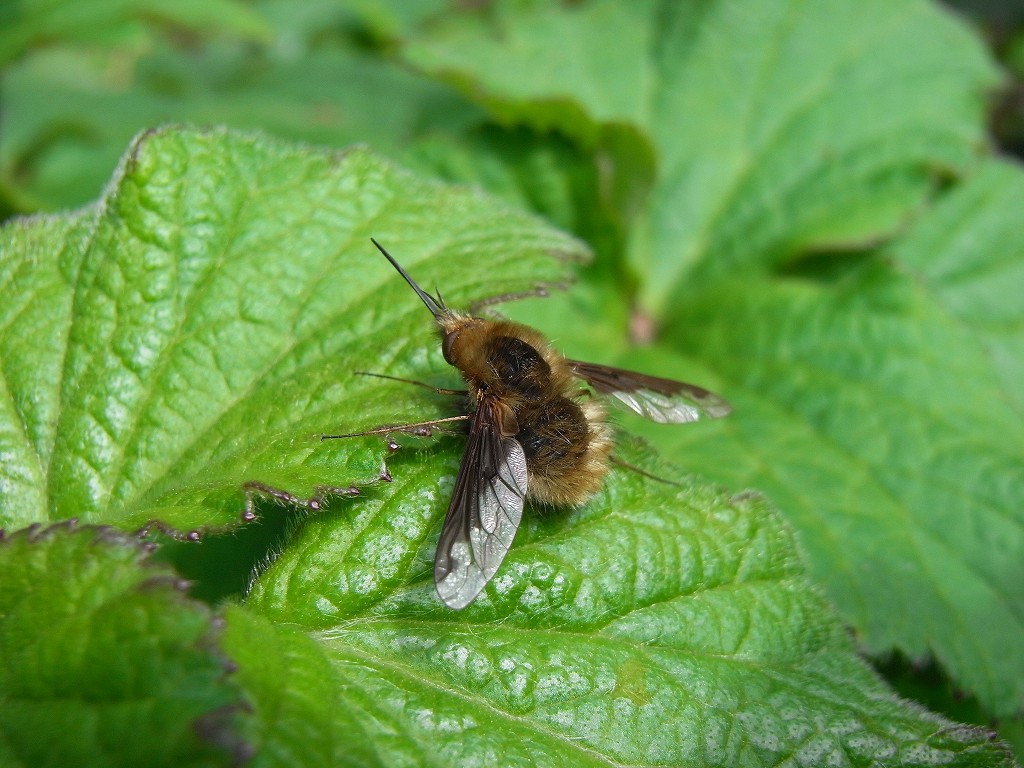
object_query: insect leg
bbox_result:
[320,414,472,440]
[354,371,467,396]
[609,455,681,486]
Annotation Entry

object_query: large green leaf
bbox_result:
[0,522,245,767]
[229,443,1013,767]
[0,126,579,534]
[0,127,1014,765]
[656,160,1024,716]
[405,0,999,309]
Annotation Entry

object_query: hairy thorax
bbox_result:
[441,315,612,506]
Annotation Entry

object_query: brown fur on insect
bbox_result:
[323,239,730,609]
[436,311,613,506]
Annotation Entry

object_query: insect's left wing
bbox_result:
[568,360,732,423]
[434,397,528,609]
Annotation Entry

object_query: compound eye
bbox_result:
[442,331,459,364]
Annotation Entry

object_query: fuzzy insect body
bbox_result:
[327,240,731,609]
[437,312,613,508]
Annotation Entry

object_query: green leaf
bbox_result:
[649,159,1024,717]
[0,211,94,529]
[221,608,391,767]
[230,439,1013,767]
[0,0,271,66]
[405,126,631,271]
[0,522,246,767]
[498,166,1024,721]
[892,161,1024,414]
[2,126,1014,765]
[0,125,581,534]
[403,0,1000,310]
[403,1,658,258]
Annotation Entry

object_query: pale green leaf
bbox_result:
[403,0,999,311]
[0,126,580,534]
[652,160,1024,716]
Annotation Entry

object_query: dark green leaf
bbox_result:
[0,522,246,767]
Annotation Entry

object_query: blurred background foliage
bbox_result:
[1,0,1021,220]
[2,0,1022,761]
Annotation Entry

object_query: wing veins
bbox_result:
[568,359,731,421]
[433,396,527,609]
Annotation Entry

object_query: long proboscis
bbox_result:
[370,238,445,318]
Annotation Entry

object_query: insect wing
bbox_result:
[434,398,528,609]
[568,360,731,423]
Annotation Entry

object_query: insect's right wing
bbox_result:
[434,397,528,610]
[568,360,732,423]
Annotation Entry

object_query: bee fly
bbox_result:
[323,239,731,609]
